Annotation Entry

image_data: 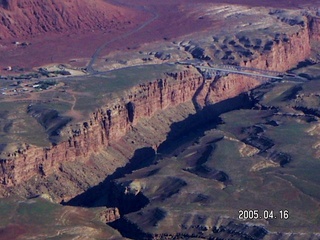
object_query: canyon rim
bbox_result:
[1,0,320,239]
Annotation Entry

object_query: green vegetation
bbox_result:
[0,102,50,148]
[112,78,320,234]
[292,62,320,80]
[68,64,179,112]
[0,198,17,227]
[17,199,57,225]
[34,80,57,90]
[71,64,178,94]
[0,197,122,239]
[0,64,181,148]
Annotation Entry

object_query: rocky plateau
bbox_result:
[1,0,320,239]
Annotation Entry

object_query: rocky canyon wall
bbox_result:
[205,22,314,105]
[0,70,204,187]
[241,26,311,71]
[0,21,317,195]
[309,15,320,42]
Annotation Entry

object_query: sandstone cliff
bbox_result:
[241,26,311,71]
[0,18,318,198]
[0,69,203,187]
[308,15,320,42]
[200,24,312,106]
[0,0,134,39]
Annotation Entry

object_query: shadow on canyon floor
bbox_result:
[65,91,255,210]
[65,147,156,208]
[157,92,255,155]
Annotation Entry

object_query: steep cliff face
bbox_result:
[308,15,320,42]
[242,26,311,71]
[204,75,259,106]
[0,70,204,187]
[200,25,313,106]
[0,20,317,196]
[0,0,134,39]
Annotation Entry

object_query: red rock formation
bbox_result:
[0,20,318,195]
[100,207,121,223]
[0,0,134,39]
[241,25,311,71]
[308,15,320,42]
[200,24,314,105]
[0,70,204,187]
[205,75,259,105]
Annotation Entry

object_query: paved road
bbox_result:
[196,65,283,80]
[86,1,159,74]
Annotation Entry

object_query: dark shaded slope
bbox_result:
[27,104,71,144]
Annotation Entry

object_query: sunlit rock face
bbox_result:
[0,0,133,39]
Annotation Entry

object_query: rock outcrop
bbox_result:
[0,18,318,198]
[241,25,311,71]
[100,207,121,223]
[308,15,320,42]
[0,69,204,188]
[0,0,135,39]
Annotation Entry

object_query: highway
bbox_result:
[86,2,159,74]
[33,61,308,85]
[196,65,283,80]
[176,60,308,82]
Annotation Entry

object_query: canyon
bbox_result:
[1,0,320,239]
[0,12,316,197]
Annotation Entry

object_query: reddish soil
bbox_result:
[0,0,138,38]
[0,224,28,239]
[0,0,318,71]
[200,0,320,8]
[0,28,143,71]
[0,0,148,71]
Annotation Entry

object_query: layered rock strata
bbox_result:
[308,15,320,42]
[241,26,311,71]
[0,22,317,198]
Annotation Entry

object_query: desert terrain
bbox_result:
[1,0,320,239]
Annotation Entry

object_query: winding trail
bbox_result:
[64,90,89,121]
[86,1,159,74]
[70,93,76,112]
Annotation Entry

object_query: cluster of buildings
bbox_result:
[1,80,56,96]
